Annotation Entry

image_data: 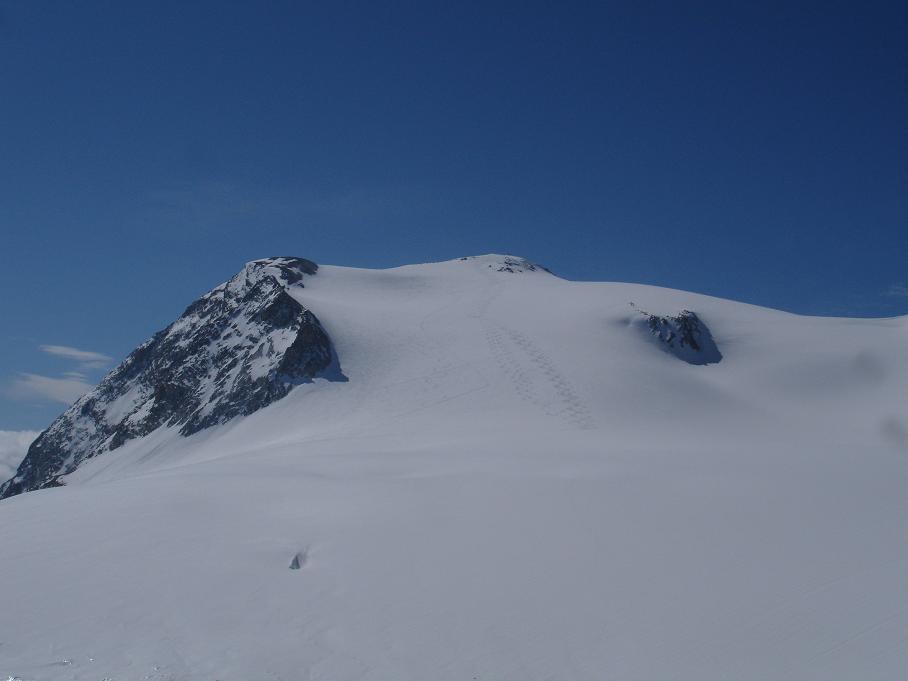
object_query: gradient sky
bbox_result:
[2,0,907,430]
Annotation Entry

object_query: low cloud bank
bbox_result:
[0,430,39,481]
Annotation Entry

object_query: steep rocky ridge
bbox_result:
[0,257,340,498]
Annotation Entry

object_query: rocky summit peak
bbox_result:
[1,257,340,499]
[457,254,553,275]
[211,256,316,293]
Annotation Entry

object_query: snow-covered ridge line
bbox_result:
[0,256,340,499]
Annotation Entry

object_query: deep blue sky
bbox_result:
[2,1,907,430]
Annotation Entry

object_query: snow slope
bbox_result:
[2,254,907,680]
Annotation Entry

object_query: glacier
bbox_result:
[1,254,907,680]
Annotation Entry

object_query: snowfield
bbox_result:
[2,255,907,680]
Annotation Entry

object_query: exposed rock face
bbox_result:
[494,257,550,274]
[631,305,722,365]
[459,255,553,274]
[1,257,341,499]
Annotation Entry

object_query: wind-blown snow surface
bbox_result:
[2,255,908,680]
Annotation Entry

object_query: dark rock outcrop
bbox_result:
[1,257,342,499]
[457,255,553,274]
[493,257,552,274]
[631,304,722,365]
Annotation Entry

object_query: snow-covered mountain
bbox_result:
[2,254,907,680]
[1,257,340,498]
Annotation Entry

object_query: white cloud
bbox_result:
[3,345,107,407]
[39,344,112,369]
[0,430,39,481]
[8,373,93,405]
[885,284,908,298]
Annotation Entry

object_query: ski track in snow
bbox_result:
[483,320,594,430]
[369,284,491,420]
[475,272,593,430]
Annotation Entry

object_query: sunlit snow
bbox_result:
[2,255,907,680]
